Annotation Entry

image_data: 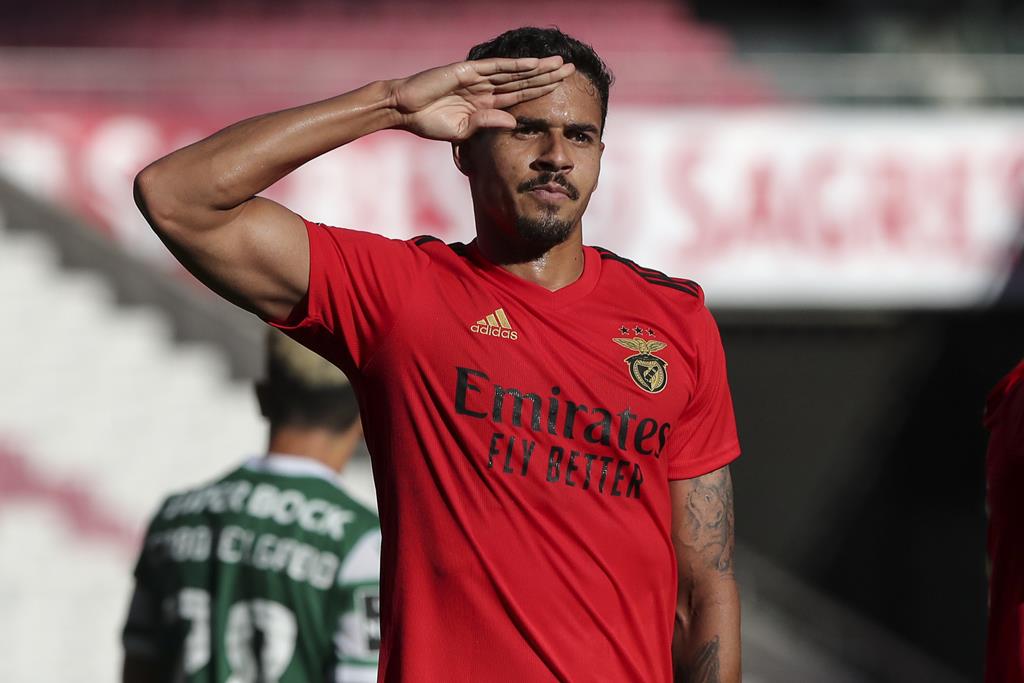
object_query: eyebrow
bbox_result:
[515,117,600,136]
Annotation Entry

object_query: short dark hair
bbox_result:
[257,332,360,432]
[467,26,614,132]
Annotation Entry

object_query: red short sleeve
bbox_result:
[665,306,740,480]
[267,219,429,377]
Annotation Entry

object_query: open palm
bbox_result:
[392,56,576,142]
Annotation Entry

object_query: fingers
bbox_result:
[471,55,564,77]
[464,109,518,137]
[448,56,560,92]
[492,62,576,93]
[485,58,572,85]
[490,82,563,110]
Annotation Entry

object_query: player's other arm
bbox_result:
[122,655,167,683]
[121,571,172,683]
[134,58,574,321]
[671,465,740,683]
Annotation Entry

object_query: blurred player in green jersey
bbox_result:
[122,331,380,683]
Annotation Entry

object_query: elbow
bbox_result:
[133,163,179,237]
[134,161,207,243]
[676,575,739,626]
[675,581,702,634]
[134,159,237,243]
[675,604,694,636]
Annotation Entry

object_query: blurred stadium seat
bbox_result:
[0,0,774,110]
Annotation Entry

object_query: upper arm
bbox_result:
[122,550,172,683]
[122,655,168,683]
[135,166,310,322]
[670,465,736,589]
[666,305,740,479]
[267,223,431,375]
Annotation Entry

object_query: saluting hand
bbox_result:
[390,56,576,142]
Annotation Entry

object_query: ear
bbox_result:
[592,140,605,192]
[254,382,271,419]
[453,140,472,177]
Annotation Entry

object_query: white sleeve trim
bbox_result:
[338,529,381,584]
[333,663,379,683]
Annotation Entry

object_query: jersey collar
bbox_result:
[244,453,340,484]
[464,240,601,309]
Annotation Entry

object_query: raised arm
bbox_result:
[671,465,741,683]
[134,57,575,321]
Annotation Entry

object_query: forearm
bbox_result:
[669,467,740,682]
[672,578,741,683]
[137,80,401,227]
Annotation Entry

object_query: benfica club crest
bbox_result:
[613,336,669,394]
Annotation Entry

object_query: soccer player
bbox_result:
[122,331,381,683]
[984,358,1024,683]
[134,27,741,682]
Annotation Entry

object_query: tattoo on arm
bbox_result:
[678,636,721,683]
[681,467,735,575]
[672,469,736,682]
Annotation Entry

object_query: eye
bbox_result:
[567,128,595,144]
[513,124,541,137]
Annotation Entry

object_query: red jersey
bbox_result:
[271,220,740,682]
[985,359,1024,683]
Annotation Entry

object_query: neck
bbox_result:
[475,225,586,292]
[266,424,360,473]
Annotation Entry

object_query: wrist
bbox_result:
[325,80,407,134]
[378,78,409,130]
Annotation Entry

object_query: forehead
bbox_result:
[505,71,602,128]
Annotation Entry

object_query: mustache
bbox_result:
[517,173,580,201]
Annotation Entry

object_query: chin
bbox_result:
[514,213,575,250]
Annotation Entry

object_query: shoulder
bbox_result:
[302,220,442,265]
[321,483,380,525]
[311,225,468,259]
[590,246,723,357]
[313,487,379,579]
[150,464,251,525]
[408,234,472,262]
[300,477,380,544]
[303,221,470,274]
[592,245,705,307]
[337,526,382,586]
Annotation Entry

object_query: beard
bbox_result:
[512,172,579,251]
[514,211,575,251]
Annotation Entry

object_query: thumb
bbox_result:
[465,109,517,137]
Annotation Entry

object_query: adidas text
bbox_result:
[470,307,519,341]
[470,324,519,340]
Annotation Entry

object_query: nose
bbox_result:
[531,131,574,174]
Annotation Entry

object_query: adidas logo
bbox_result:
[470,307,519,341]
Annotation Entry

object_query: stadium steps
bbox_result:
[738,545,970,683]
[0,195,375,682]
[0,221,260,682]
[0,224,266,518]
[0,209,378,515]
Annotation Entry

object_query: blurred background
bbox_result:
[1,0,1022,680]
